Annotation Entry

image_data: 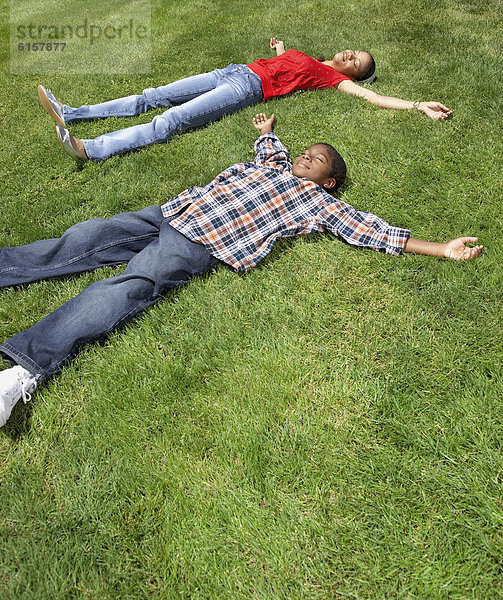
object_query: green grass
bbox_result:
[1,0,502,597]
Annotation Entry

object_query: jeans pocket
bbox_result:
[246,71,263,101]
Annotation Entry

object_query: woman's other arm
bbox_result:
[270,37,286,56]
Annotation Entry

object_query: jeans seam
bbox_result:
[154,85,215,103]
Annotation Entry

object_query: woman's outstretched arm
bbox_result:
[337,79,452,120]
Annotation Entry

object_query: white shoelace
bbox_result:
[20,376,36,404]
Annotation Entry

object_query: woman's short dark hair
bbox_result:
[356,55,376,83]
[318,143,347,191]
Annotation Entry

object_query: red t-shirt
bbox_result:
[247,49,351,101]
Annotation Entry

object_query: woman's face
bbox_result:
[332,49,372,80]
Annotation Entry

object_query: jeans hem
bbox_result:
[0,343,45,381]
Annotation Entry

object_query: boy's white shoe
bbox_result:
[0,366,37,428]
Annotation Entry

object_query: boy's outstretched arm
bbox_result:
[252,113,291,172]
[404,236,483,260]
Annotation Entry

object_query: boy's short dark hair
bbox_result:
[318,143,347,190]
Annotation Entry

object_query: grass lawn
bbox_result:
[1,0,502,597]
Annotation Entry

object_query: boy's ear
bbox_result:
[323,177,337,190]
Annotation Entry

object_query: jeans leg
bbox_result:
[63,94,154,123]
[63,70,220,123]
[0,206,164,287]
[84,66,263,161]
[142,69,222,106]
[0,223,218,380]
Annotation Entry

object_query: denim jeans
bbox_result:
[63,64,263,161]
[0,206,219,382]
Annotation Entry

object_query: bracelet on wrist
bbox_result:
[412,100,420,110]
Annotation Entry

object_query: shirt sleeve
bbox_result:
[253,133,292,173]
[320,199,411,255]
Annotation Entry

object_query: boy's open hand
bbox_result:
[253,113,275,135]
[444,237,483,260]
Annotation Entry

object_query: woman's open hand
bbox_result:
[270,37,285,55]
[419,101,452,120]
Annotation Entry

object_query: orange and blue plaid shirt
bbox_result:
[161,133,410,272]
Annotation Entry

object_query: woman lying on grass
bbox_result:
[38,37,452,162]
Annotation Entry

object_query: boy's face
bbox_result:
[292,144,336,190]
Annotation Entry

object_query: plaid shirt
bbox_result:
[161,133,410,272]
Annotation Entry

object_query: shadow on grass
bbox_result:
[4,400,35,440]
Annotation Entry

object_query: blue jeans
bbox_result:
[0,206,219,382]
[63,64,263,161]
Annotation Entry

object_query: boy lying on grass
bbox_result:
[0,113,482,427]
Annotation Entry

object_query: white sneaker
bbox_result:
[0,366,37,428]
